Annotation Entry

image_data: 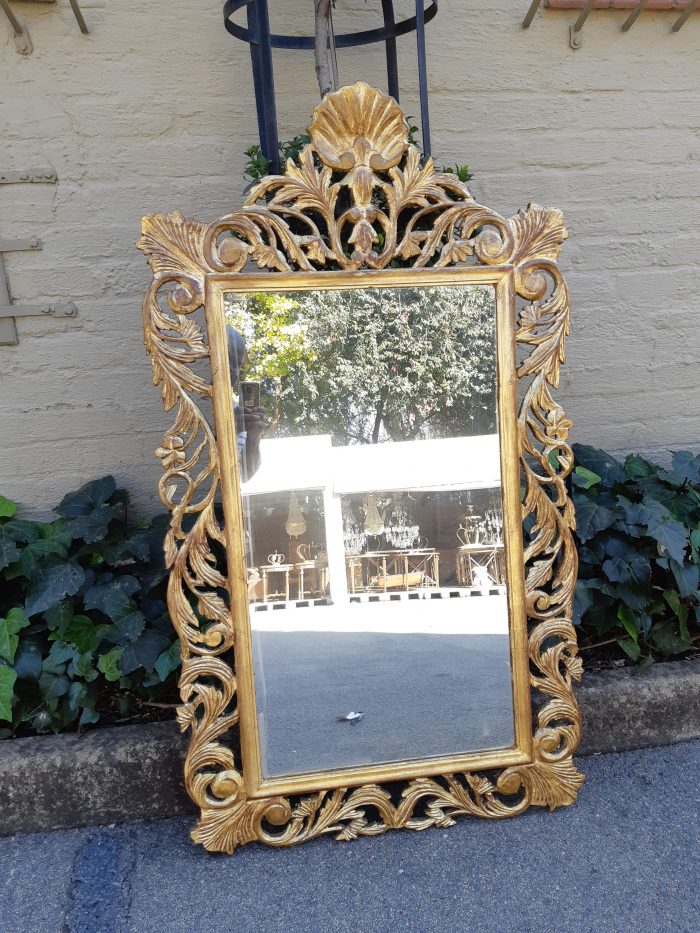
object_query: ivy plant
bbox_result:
[0,479,180,738]
[572,444,700,667]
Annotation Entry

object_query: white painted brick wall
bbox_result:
[1,0,699,514]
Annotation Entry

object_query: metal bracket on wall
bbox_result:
[1,0,88,54]
[0,168,57,185]
[0,0,32,53]
[0,236,78,346]
[523,0,699,43]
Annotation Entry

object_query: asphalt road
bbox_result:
[2,741,699,933]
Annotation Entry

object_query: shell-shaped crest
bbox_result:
[308,81,409,171]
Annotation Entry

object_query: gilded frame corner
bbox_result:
[138,82,583,854]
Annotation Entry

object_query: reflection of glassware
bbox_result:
[285,492,307,537]
[343,514,366,555]
[267,552,285,565]
[384,497,419,549]
[297,542,324,561]
[458,505,503,546]
[364,494,385,536]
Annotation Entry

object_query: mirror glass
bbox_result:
[225,284,517,779]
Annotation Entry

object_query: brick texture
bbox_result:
[1,0,699,515]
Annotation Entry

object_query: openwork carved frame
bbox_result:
[138,82,583,854]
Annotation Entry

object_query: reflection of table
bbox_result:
[294,560,328,600]
[456,545,504,588]
[346,550,440,593]
[259,563,293,602]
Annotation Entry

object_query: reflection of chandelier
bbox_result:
[285,492,307,537]
[384,498,419,549]
[364,494,385,536]
[343,515,366,555]
[458,505,503,546]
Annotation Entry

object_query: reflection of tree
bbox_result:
[226,286,496,444]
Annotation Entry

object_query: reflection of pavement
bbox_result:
[252,598,514,778]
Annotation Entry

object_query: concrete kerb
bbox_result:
[1,659,698,837]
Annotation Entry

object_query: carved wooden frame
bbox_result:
[138,82,583,854]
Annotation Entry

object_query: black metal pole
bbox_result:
[415,0,431,156]
[249,0,279,173]
[225,1,438,165]
[381,0,400,102]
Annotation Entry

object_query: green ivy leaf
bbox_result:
[56,476,120,544]
[0,622,21,664]
[79,706,100,726]
[68,652,99,683]
[83,575,140,619]
[573,444,625,488]
[38,671,71,704]
[67,681,87,713]
[671,450,700,486]
[669,559,699,599]
[624,454,657,480]
[617,605,639,642]
[0,495,17,519]
[663,590,689,641]
[617,638,641,662]
[0,665,17,721]
[13,640,43,680]
[42,640,78,674]
[573,497,615,543]
[25,562,86,617]
[651,620,690,657]
[5,607,29,633]
[43,599,75,631]
[61,615,102,654]
[572,466,601,490]
[97,647,124,682]
[0,607,30,661]
[0,525,21,572]
[119,630,170,675]
[113,611,146,642]
[623,498,688,564]
[602,553,650,585]
[154,640,181,681]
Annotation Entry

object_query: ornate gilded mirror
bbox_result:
[139,82,583,854]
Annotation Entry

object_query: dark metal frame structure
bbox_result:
[224,0,438,172]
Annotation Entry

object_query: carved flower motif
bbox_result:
[155,435,186,470]
[308,82,408,172]
[547,407,573,442]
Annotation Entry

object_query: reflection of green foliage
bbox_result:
[227,286,496,445]
[226,292,315,430]
[227,293,313,381]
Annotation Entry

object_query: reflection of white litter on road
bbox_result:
[250,594,509,635]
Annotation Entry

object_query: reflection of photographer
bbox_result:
[227,326,265,480]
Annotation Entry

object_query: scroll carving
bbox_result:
[138,81,583,854]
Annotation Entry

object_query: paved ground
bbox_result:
[254,626,513,775]
[1,741,699,933]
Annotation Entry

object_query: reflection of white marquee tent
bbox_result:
[241,434,501,603]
